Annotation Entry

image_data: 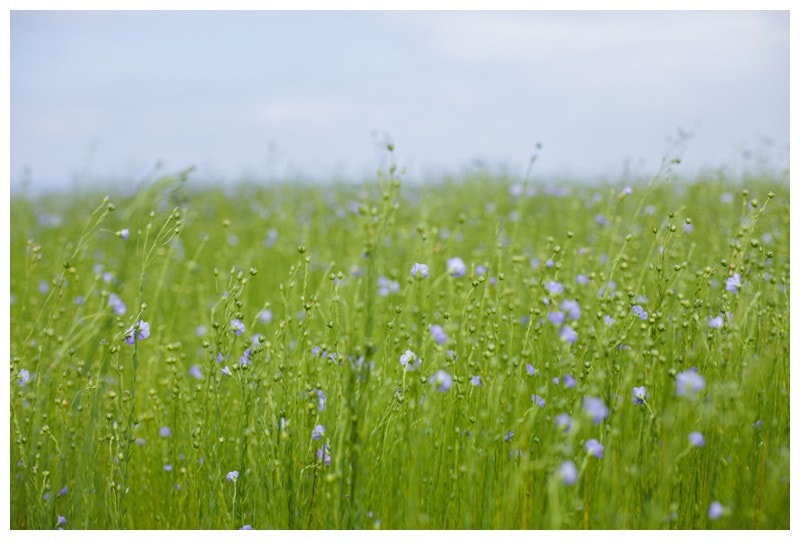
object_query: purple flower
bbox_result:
[317,443,331,466]
[504,430,514,442]
[560,325,578,344]
[240,525,253,530]
[708,501,725,520]
[447,257,467,277]
[430,370,453,392]
[226,470,239,483]
[312,424,325,440]
[189,364,202,380]
[620,186,633,196]
[377,276,400,296]
[58,486,68,497]
[259,308,273,323]
[399,349,421,371]
[525,364,537,376]
[317,389,326,412]
[108,293,126,316]
[560,299,582,320]
[56,515,67,527]
[708,315,724,328]
[603,314,614,326]
[585,438,605,458]
[164,463,173,472]
[410,263,429,279]
[563,374,577,388]
[546,281,564,295]
[631,305,648,320]
[124,320,150,345]
[221,366,231,376]
[239,348,252,367]
[725,273,741,294]
[554,413,573,433]
[560,460,578,486]
[119,228,130,240]
[689,431,705,447]
[18,369,31,387]
[632,386,647,405]
[576,274,590,285]
[548,311,565,325]
[583,397,609,425]
[531,394,545,408]
[429,324,448,345]
[159,426,172,438]
[676,369,705,398]
[470,375,482,387]
[230,318,246,336]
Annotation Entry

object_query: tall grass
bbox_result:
[9,161,789,529]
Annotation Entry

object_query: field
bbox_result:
[9,156,790,529]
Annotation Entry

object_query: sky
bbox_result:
[8,8,791,192]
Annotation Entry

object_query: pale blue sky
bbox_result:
[10,10,790,192]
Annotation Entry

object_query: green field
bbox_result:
[9,158,790,529]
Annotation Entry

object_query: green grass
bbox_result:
[9,161,790,529]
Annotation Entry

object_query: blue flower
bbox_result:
[676,368,705,398]
[430,370,453,392]
[56,515,67,528]
[410,263,429,279]
[399,349,421,371]
[546,281,564,295]
[189,364,202,380]
[377,276,400,296]
[429,324,448,345]
[560,299,582,320]
[124,320,150,345]
[18,369,31,387]
[531,394,545,408]
[108,293,126,316]
[159,426,172,438]
[226,470,239,483]
[317,444,331,466]
[708,501,725,520]
[470,375,482,387]
[725,273,741,294]
[583,396,609,425]
[554,413,573,433]
[708,315,724,328]
[560,325,578,344]
[221,366,231,376]
[525,364,537,376]
[585,438,604,458]
[631,305,648,320]
[560,460,578,486]
[563,374,577,388]
[689,431,705,447]
[317,389,326,412]
[230,318,246,336]
[312,424,325,440]
[548,311,566,325]
[576,274,590,285]
[632,386,647,405]
[447,257,467,278]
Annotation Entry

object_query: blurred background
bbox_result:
[9,10,790,193]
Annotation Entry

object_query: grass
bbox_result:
[9,157,790,529]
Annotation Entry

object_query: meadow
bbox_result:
[9,154,790,529]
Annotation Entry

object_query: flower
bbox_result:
[230,318,246,336]
[119,228,130,240]
[189,364,202,380]
[410,263,429,279]
[399,349,421,371]
[317,389,326,412]
[56,515,67,527]
[312,424,325,440]
[259,309,273,323]
[18,369,31,387]
[546,281,564,295]
[221,366,231,376]
[576,274,590,285]
[548,311,565,325]
[708,315,724,328]
[525,364,537,376]
[58,486,68,497]
[554,413,573,433]
[632,386,648,405]
[159,426,172,438]
[226,470,239,483]
[676,368,705,398]
[430,370,453,392]
[583,397,609,425]
[560,460,578,486]
[470,375,482,387]
[560,325,578,344]
[317,444,331,466]
[239,348,252,367]
[504,430,514,442]
[631,304,648,320]
[531,394,545,408]
[563,374,577,388]
[560,299,582,320]
[725,273,741,294]
[708,501,725,520]
[164,463,173,472]
[689,431,705,447]
[429,324,448,345]
[377,276,400,296]
[240,525,253,530]
[124,320,150,345]
[108,293,126,316]
[585,438,605,458]
[447,257,467,277]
